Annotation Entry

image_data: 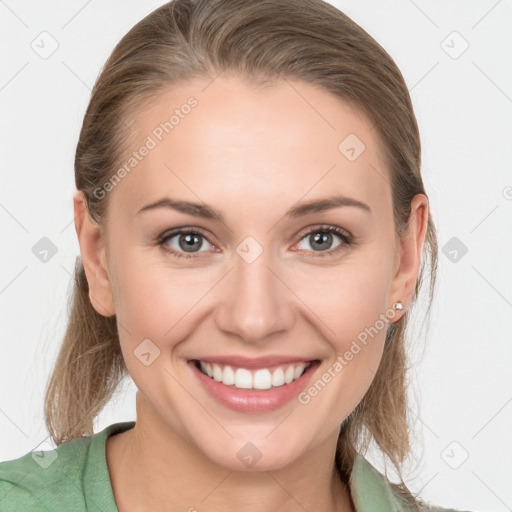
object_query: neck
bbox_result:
[106,392,355,512]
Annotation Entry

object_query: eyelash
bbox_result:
[156,225,353,260]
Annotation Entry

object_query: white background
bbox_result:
[1,1,511,511]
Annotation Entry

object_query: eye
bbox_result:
[157,228,214,259]
[292,225,352,258]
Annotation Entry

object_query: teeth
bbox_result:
[235,368,253,389]
[253,369,272,390]
[198,360,310,389]
[200,361,213,378]
[285,365,295,384]
[212,364,223,382]
[271,367,285,387]
[222,365,235,385]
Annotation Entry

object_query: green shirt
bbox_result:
[0,421,466,511]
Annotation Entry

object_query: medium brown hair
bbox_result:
[44,0,438,507]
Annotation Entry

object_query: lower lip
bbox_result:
[188,359,320,413]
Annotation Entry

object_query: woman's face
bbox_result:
[81,74,426,471]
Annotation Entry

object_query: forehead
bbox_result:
[110,75,392,219]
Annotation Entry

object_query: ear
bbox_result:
[388,193,430,321]
[73,189,115,317]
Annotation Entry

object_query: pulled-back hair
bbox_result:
[44,0,438,507]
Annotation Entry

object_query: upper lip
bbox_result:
[190,355,317,368]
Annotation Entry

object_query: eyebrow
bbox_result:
[136,194,371,221]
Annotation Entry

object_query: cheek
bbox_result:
[285,252,394,405]
[113,268,196,384]
[292,254,393,340]
[111,249,217,350]
[292,262,392,422]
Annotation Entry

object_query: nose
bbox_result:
[214,251,297,344]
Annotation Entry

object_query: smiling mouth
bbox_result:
[192,359,318,390]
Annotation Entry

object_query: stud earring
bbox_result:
[393,301,404,311]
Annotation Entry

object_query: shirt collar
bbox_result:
[349,454,408,511]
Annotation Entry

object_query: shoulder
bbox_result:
[0,421,135,512]
[0,434,91,511]
[350,454,477,512]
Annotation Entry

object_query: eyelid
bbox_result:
[157,226,214,244]
[294,223,351,241]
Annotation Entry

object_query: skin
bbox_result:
[73,74,428,511]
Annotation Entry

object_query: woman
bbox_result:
[0,0,471,510]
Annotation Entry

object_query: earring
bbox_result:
[393,301,404,311]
